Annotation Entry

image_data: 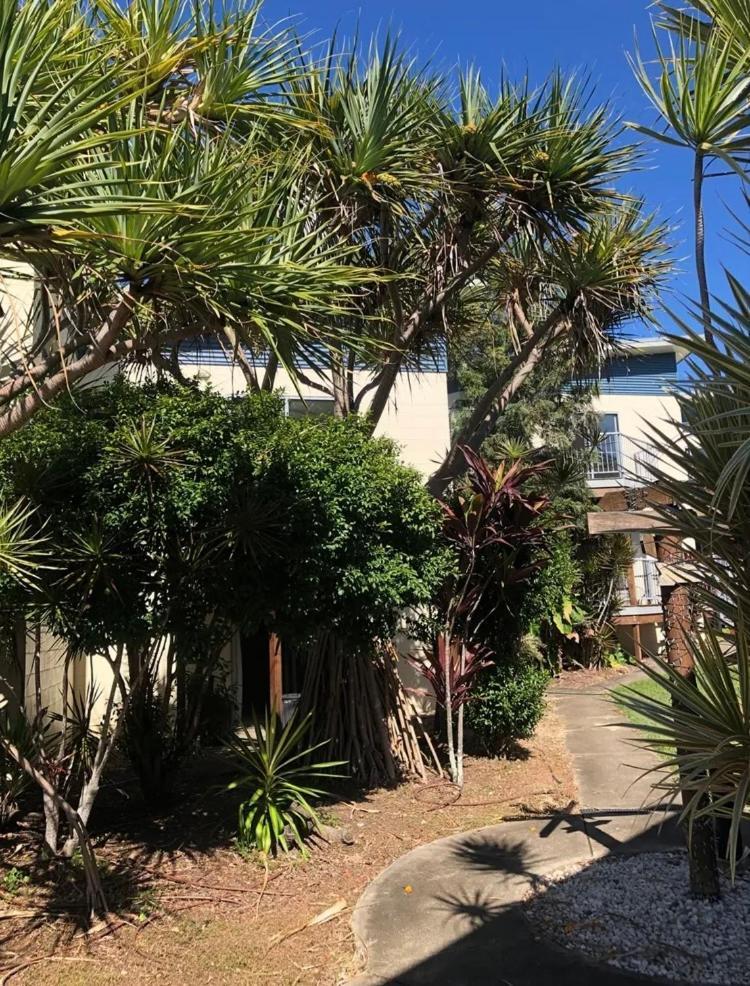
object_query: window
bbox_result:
[590,413,622,479]
[285,397,335,418]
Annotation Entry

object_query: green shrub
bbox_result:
[465,657,549,755]
[226,712,345,856]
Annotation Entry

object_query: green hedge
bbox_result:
[465,655,549,755]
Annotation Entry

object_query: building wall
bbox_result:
[22,626,69,719]
[182,363,451,479]
[614,622,664,662]
[591,391,682,455]
[0,263,38,373]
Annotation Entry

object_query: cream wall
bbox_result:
[23,627,71,719]
[184,363,451,479]
[0,263,38,372]
[591,391,682,448]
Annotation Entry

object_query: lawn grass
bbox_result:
[613,676,673,751]
[613,676,669,728]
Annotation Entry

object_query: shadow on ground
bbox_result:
[350,809,710,986]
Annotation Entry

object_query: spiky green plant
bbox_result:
[618,627,750,879]
[0,1,376,438]
[226,712,345,856]
[629,11,750,344]
[621,282,750,882]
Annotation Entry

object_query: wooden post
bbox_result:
[269,632,283,719]
[626,561,638,607]
[632,622,643,663]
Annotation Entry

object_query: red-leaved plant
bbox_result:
[415,447,550,785]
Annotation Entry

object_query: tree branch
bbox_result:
[427,305,568,497]
[0,292,137,437]
[363,239,504,428]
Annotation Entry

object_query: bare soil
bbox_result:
[0,706,576,986]
[551,663,636,691]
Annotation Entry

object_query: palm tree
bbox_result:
[629,5,750,345]
[0,0,370,437]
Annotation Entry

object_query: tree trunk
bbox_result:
[299,635,429,786]
[330,351,350,419]
[456,643,466,788]
[0,292,136,438]
[427,313,565,496]
[658,536,721,898]
[1,737,107,919]
[442,636,458,784]
[693,149,714,348]
[43,793,60,853]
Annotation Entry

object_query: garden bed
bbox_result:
[0,707,575,986]
[525,851,750,985]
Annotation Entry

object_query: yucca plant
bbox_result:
[0,498,48,590]
[226,711,345,856]
[620,277,750,893]
[618,625,750,879]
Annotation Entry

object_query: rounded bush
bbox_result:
[465,658,549,755]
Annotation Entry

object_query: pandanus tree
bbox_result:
[429,203,671,494]
[630,1,750,346]
[415,448,550,786]
[0,0,369,437]
[273,38,670,492]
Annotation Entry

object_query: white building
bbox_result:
[586,338,686,661]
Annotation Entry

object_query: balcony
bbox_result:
[588,431,659,486]
[617,555,662,609]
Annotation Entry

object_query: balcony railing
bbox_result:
[588,431,659,484]
[617,555,662,608]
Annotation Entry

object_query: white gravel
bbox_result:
[525,851,750,984]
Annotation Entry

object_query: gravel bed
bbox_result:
[525,851,750,984]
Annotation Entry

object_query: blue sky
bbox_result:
[261,0,747,336]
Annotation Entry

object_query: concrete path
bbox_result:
[350,672,685,986]
[550,670,668,838]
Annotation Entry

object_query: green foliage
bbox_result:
[0,381,444,799]
[0,0,374,437]
[522,534,582,634]
[0,380,285,655]
[617,287,750,878]
[449,312,597,473]
[0,380,444,655]
[465,657,549,755]
[0,712,40,825]
[617,627,750,878]
[1,867,29,895]
[226,712,344,856]
[264,416,446,646]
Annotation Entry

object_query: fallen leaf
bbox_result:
[403,885,413,894]
[306,899,348,927]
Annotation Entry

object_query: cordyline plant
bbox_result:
[414,447,549,786]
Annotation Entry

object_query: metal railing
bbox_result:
[617,555,662,608]
[588,431,659,484]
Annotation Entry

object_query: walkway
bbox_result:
[350,671,683,986]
